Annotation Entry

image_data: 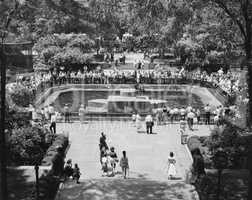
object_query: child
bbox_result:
[72,163,81,184]
[167,152,177,179]
[120,151,129,179]
[109,147,119,174]
[64,159,73,180]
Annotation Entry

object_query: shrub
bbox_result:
[7,125,51,165]
[207,123,249,169]
[10,84,35,107]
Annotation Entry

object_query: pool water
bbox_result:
[54,90,204,113]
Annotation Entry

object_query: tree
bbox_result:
[33,33,94,69]
[128,0,193,55]
[1,0,96,42]
[208,123,249,168]
[190,0,252,126]
[7,125,51,165]
[9,84,35,107]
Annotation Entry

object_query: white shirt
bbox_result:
[186,106,192,112]
[51,114,57,123]
[187,112,195,119]
[173,108,179,114]
[132,114,136,121]
[180,109,186,115]
[49,106,55,114]
[204,106,211,112]
[145,115,153,122]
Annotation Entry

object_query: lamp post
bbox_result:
[34,164,39,200]
[0,31,8,200]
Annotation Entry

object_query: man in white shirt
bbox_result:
[50,113,57,134]
[132,113,136,125]
[173,107,179,121]
[180,107,186,120]
[187,110,195,130]
[186,105,193,113]
[145,114,153,134]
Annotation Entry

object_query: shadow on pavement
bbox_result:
[57,177,191,200]
[7,168,35,200]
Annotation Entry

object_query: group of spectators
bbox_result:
[15,67,240,99]
[154,103,240,128]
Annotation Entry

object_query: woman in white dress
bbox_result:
[167,152,177,179]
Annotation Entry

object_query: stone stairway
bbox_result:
[55,178,199,200]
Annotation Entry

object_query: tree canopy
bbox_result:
[33,33,94,69]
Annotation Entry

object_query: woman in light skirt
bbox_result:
[167,152,177,179]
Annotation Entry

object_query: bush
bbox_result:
[7,125,51,165]
[208,123,249,169]
[10,84,35,107]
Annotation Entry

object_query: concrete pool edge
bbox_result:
[36,84,223,110]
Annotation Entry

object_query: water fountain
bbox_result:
[86,89,167,114]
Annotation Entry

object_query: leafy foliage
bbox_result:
[207,123,249,168]
[34,33,94,69]
[7,125,51,165]
[9,84,35,107]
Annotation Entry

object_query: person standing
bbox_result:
[50,113,57,134]
[109,147,118,175]
[187,110,195,130]
[78,104,85,123]
[145,114,153,134]
[72,163,81,184]
[99,132,108,151]
[162,106,168,124]
[180,107,186,120]
[167,152,177,179]
[173,107,179,121]
[132,113,136,125]
[64,104,70,123]
[204,104,211,125]
[64,159,73,180]
[120,151,129,179]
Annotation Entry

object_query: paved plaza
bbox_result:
[56,121,211,200]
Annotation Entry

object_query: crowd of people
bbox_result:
[130,103,240,132]
[15,67,240,99]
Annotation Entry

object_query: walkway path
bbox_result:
[56,121,211,200]
[58,121,195,180]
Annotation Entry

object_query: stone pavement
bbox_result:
[56,178,198,200]
[56,121,211,200]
